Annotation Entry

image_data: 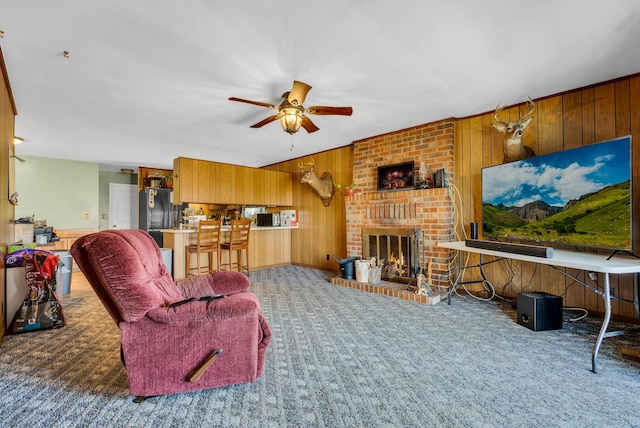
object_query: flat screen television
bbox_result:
[377,161,414,192]
[481,136,632,252]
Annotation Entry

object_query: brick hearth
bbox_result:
[330,276,442,305]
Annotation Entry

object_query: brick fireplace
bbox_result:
[344,119,456,290]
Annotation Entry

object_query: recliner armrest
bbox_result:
[146,292,259,323]
[176,270,250,299]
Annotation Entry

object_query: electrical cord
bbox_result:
[564,307,588,322]
[443,181,501,302]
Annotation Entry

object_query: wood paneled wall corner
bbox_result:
[453,74,640,321]
[264,145,354,271]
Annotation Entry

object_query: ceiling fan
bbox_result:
[229,81,353,135]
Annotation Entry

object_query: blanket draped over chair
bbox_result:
[71,229,271,398]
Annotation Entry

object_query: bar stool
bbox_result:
[221,218,251,276]
[186,219,222,276]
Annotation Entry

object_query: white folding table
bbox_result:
[438,241,640,373]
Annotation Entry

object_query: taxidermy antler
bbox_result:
[299,158,335,207]
[492,97,536,163]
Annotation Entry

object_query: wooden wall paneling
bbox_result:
[453,120,471,286]
[452,120,465,268]
[581,87,596,144]
[467,117,484,289]
[562,91,583,149]
[536,96,562,155]
[614,80,631,137]
[315,153,332,271]
[310,152,327,267]
[328,151,343,270]
[594,83,616,144]
[469,116,484,228]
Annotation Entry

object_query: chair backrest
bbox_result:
[228,219,251,248]
[70,229,184,324]
[197,219,222,248]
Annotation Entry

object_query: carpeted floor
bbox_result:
[1,265,639,427]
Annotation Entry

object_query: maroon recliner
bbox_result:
[70,229,271,399]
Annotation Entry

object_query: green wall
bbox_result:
[15,156,137,231]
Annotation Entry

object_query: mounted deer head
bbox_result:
[299,158,335,207]
[492,97,536,163]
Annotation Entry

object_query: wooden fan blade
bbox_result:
[229,97,278,109]
[287,81,312,106]
[306,106,353,116]
[250,114,280,128]
[300,116,320,133]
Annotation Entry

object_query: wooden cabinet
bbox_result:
[138,167,173,190]
[173,157,293,205]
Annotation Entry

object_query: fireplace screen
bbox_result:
[362,228,423,283]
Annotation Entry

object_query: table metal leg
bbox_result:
[592,273,612,373]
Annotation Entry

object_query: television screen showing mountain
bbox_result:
[481,136,632,251]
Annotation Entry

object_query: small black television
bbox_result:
[377,161,414,192]
[481,136,632,252]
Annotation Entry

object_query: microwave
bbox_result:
[256,213,280,227]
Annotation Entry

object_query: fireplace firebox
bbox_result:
[362,228,423,284]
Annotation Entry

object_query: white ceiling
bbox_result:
[2,1,640,170]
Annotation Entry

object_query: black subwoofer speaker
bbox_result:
[516,292,563,331]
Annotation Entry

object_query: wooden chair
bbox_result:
[221,219,251,276]
[186,219,222,276]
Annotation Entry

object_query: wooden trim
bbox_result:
[0,46,17,115]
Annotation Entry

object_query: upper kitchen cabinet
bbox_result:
[173,157,293,206]
[138,167,173,190]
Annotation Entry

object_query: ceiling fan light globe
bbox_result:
[280,108,303,134]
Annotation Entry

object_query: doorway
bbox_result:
[109,183,138,230]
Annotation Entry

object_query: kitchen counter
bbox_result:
[161,226,296,279]
[161,225,298,233]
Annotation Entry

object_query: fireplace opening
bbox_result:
[362,228,423,284]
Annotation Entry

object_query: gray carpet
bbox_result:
[1,265,639,427]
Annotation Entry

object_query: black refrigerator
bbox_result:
[139,188,173,247]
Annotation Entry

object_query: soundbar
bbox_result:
[465,239,553,258]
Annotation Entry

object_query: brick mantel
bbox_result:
[346,119,455,287]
